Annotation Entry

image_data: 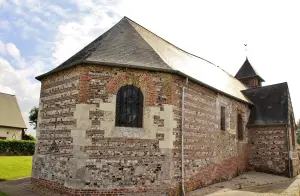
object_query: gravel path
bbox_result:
[188,171,300,196]
[0,178,63,196]
[1,172,299,196]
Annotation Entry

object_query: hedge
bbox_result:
[0,140,35,156]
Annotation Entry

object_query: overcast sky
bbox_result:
[0,0,299,136]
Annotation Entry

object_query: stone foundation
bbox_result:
[31,154,249,196]
[31,178,167,196]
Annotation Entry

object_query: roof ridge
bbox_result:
[124,16,215,65]
[124,16,245,85]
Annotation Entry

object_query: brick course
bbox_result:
[32,64,295,195]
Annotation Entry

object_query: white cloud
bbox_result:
[0,0,8,7]
[0,40,5,54]
[0,20,11,31]
[0,57,41,135]
[52,2,120,65]
[0,84,15,94]
[32,16,47,27]
[6,43,21,60]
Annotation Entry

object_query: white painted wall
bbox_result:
[0,126,22,140]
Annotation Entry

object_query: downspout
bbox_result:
[181,78,188,196]
[286,123,292,178]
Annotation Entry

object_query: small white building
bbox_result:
[0,92,27,140]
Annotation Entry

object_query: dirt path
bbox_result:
[0,178,39,196]
[1,172,300,196]
[0,178,62,196]
[188,172,300,196]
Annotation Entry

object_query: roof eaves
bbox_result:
[36,60,253,105]
[247,122,288,127]
[0,92,15,96]
[0,124,27,129]
[241,82,288,93]
[235,74,265,82]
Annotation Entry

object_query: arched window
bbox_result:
[237,114,243,141]
[115,85,143,127]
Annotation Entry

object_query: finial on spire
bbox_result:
[244,44,248,58]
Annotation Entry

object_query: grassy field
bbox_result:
[0,156,32,181]
[0,192,9,196]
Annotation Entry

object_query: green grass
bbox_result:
[0,156,32,181]
[0,192,9,196]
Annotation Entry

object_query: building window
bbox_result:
[221,106,225,130]
[237,114,243,141]
[0,137,6,140]
[115,85,143,127]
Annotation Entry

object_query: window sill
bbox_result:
[111,126,146,138]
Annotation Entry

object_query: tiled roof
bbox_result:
[0,92,27,129]
[242,82,289,125]
[235,58,265,82]
[36,17,251,104]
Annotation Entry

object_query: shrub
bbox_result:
[0,140,35,156]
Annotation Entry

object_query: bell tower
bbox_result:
[235,57,264,88]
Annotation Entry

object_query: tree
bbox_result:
[29,106,39,129]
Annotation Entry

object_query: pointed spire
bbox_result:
[235,58,265,82]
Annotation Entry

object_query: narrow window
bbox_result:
[115,85,143,127]
[237,114,243,141]
[221,106,225,130]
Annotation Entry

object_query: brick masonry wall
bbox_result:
[32,67,80,184]
[172,77,250,193]
[248,125,290,176]
[33,65,178,195]
[33,65,253,195]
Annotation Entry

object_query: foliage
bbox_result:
[0,140,35,155]
[27,134,36,141]
[0,156,32,181]
[0,192,9,196]
[29,106,39,129]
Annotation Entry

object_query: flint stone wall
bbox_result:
[32,65,252,195]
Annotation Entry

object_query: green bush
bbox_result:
[0,140,35,156]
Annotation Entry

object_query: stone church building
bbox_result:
[32,17,299,195]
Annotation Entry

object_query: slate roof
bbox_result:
[36,16,251,104]
[235,58,265,82]
[242,82,289,126]
[0,92,27,129]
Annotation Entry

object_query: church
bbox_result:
[31,17,298,196]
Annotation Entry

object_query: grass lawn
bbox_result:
[0,156,32,181]
[0,192,9,196]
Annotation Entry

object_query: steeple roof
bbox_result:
[36,16,252,104]
[0,92,27,129]
[235,58,265,82]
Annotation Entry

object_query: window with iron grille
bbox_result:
[115,85,143,127]
[221,106,225,130]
